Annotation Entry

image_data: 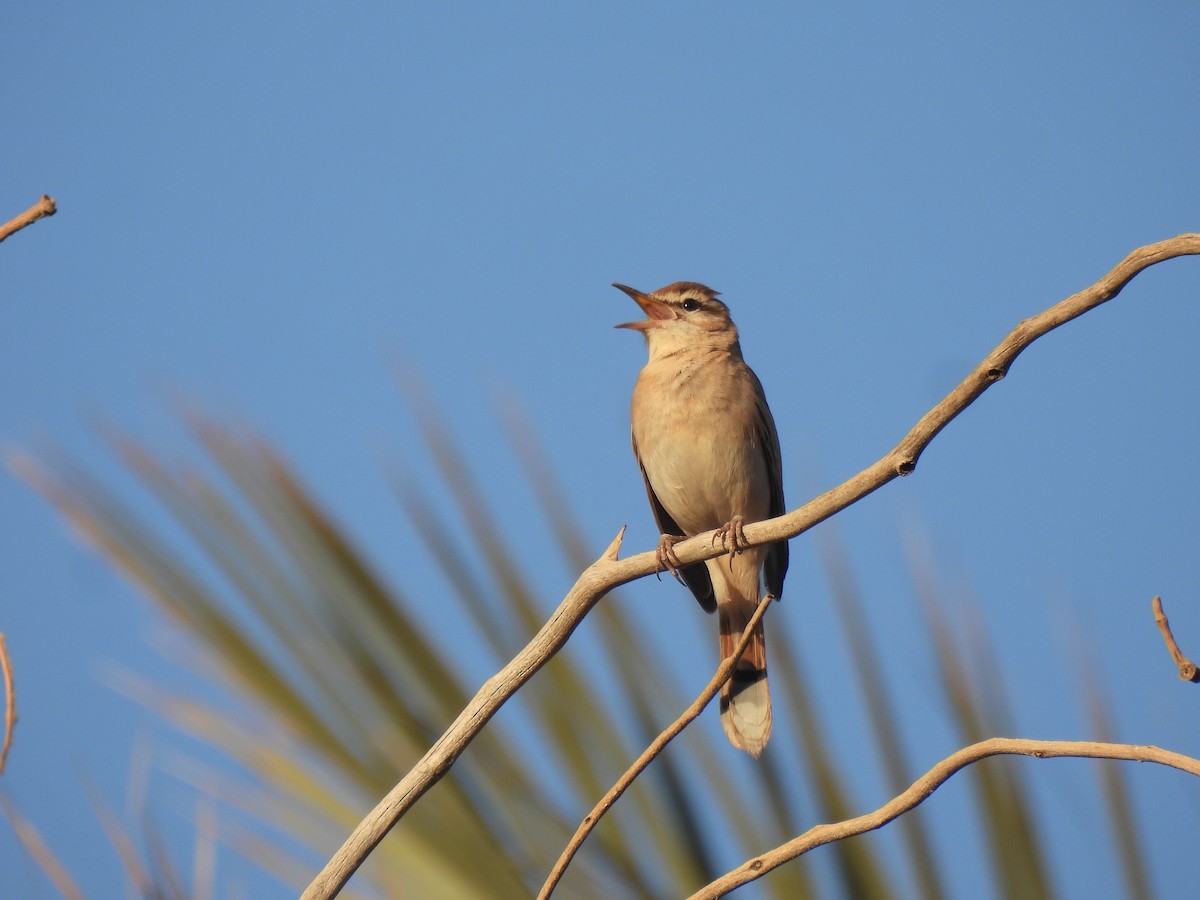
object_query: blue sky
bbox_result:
[4,3,1200,897]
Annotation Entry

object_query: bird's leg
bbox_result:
[655,533,686,582]
[712,515,747,570]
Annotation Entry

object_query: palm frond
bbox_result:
[9,397,1168,898]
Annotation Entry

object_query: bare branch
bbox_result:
[688,738,1200,899]
[0,634,14,774]
[1152,595,1199,682]
[539,591,775,899]
[302,233,1200,899]
[0,195,57,244]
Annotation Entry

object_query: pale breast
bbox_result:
[632,354,772,536]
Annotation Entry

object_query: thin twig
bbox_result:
[539,592,775,899]
[687,737,1200,899]
[1151,596,1199,682]
[302,233,1200,899]
[0,633,14,773]
[0,195,57,244]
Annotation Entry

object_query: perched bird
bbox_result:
[615,281,788,756]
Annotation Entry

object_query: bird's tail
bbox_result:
[718,596,772,756]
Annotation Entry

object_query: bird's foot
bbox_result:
[712,516,747,569]
[655,533,686,582]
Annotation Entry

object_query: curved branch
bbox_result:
[0,634,14,773]
[302,233,1200,899]
[688,738,1200,899]
[0,195,57,244]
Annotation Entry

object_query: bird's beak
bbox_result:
[613,283,674,331]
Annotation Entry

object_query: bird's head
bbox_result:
[613,281,740,356]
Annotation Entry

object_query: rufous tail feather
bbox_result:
[718,599,771,756]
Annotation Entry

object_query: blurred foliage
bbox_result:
[5,401,1156,898]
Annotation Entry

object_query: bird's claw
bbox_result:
[712,516,747,570]
[655,533,686,583]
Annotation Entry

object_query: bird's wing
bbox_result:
[753,377,789,600]
[633,433,717,613]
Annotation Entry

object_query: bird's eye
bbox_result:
[681,298,701,311]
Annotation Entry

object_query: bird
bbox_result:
[615,281,788,756]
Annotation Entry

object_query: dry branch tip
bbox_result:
[1152,595,1199,683]
[0,195,58,244]
[603,525,626,562]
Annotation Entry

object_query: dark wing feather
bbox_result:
[754,378,789,600]
[633,434,717,614]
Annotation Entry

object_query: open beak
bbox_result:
[613,283,674,331]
